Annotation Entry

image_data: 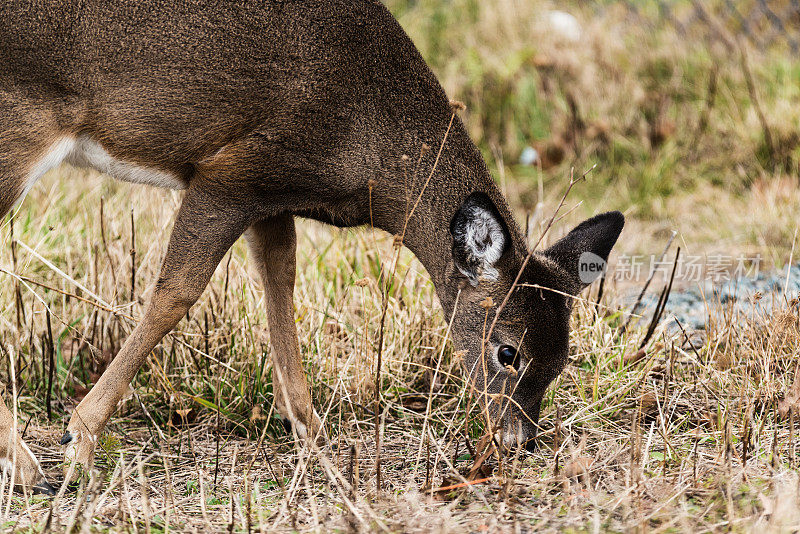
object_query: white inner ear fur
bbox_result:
[462,205,505,282]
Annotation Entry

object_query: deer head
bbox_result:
[447,193,624,448]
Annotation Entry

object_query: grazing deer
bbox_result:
[0,0,623,493]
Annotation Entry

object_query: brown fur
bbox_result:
[1,0,623,490]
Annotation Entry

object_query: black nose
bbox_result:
[498,345,520,370]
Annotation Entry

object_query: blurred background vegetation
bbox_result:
[387,0,800,262]
[2,3,800,529]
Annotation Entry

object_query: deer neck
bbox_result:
[371,133,525,315]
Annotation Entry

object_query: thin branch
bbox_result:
[486,165,594,343]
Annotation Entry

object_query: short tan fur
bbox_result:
[0,0,623,492]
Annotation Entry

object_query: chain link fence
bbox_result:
[610,0,800,53]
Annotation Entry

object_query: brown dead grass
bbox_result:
[1,0,800,531]
[0,165,799,532]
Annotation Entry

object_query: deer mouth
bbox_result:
[496,397,541,451]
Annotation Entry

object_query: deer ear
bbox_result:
[543,211,625,292]
[450,193,509,286]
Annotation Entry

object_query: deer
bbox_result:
[0,0,624,494]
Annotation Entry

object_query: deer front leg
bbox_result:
[245,215,322,443]
[0,396,55,494]
[61,185,251,478]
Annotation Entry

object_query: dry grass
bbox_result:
[2,167,799,532]
[1,0,800,532]
[392,0,800,255]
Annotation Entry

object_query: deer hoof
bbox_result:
[280,416,293,434]
[61,428,96,482]
[32,479,56,496]
[280,411,326,447]
[311,410,327,446]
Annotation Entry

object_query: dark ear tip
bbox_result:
[596,210,625,231]
[604,211,625,239]
[592,211,625,258]
[583,210,625,245]
[541,210,626,292]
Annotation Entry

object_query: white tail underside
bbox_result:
[20,135,187,207]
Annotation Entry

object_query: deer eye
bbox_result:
[497,345,520,371]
